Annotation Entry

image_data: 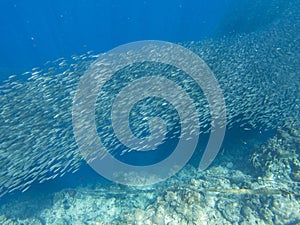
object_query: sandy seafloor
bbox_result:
[0,119,299,225]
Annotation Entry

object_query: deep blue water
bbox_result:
[0,0,232,77]
[0,0,289,76]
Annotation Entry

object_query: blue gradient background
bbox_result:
[0,0,232,76]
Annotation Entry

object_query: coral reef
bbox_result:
[0,162,299,224]
[251,118,300,183]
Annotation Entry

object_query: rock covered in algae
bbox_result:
[0,157,299,224]
[251,119,300,182]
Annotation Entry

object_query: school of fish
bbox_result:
[0,1,299,197]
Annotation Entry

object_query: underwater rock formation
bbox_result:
[251,119,300,182]
[0,162,299,224]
